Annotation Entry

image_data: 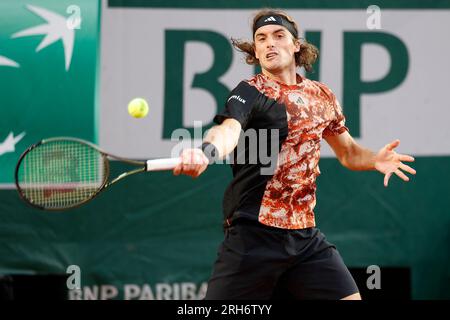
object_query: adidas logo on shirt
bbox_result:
[228,95,246,104]
[264,16,277,22]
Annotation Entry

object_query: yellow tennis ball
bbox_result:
[128,98,149,118]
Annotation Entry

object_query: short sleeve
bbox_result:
[213,81,260,129]
[322,89,349,137]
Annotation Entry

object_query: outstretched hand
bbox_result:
[374,139,416,187]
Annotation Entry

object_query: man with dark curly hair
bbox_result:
[173,9,416,300]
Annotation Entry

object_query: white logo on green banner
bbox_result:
[0,0,100,187]
[11,5,78,71]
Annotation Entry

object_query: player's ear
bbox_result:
[253,43,260,60]
[294,39,301,53]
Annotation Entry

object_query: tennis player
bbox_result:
[173,9,416,300]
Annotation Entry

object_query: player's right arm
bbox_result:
[173,118,241,178]
[203,118,242,158]
[174,80,258,178]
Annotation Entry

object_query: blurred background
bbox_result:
[0,0,449,300]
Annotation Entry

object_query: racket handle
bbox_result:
[146,158,181,171]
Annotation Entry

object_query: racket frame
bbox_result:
[15,137,148,211]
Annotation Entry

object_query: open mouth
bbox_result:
[266,52,278,59]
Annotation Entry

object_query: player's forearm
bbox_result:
[203,122,240,159]
[341,142,377,171]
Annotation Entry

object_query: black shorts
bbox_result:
[205,219,359,300]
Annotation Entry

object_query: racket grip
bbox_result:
[146,158,181,171]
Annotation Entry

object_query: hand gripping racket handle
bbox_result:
[146,158,181,171]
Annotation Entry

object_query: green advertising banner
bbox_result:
[0,0,100,185]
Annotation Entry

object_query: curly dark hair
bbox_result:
[231,9,319,72]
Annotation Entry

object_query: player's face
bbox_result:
[254,24,300,74]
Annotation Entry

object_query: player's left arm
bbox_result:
[324,131,416,187]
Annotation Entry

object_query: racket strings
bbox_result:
[17,140,106,209]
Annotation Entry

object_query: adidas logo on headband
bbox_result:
[254,14,298,38]
[264,16,277,22]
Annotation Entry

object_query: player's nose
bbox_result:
[266,41,275,48]
[266,36,275,48]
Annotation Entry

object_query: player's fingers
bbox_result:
[178,149,209,177]
[399,154,415,162]
[197,163,208,175]
[191,170,201,179]
[384,172,393,187]
[173,153,188,175]
[187,162,208,178]
[181,150,196,172]
[193,162,209,177]
[183,151,200,175]
[182,163,198,177]
[386,139,400,151]
[186,168,202,178]
[182,150,193,164]
[394,169,409,182]
[173,165,181,176]
[189,149,195,165]
[185,152,200,172]
[399,163,416,175]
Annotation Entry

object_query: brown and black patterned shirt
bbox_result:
[214,73,348,229]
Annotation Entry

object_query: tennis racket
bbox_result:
[15,137,181,211]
